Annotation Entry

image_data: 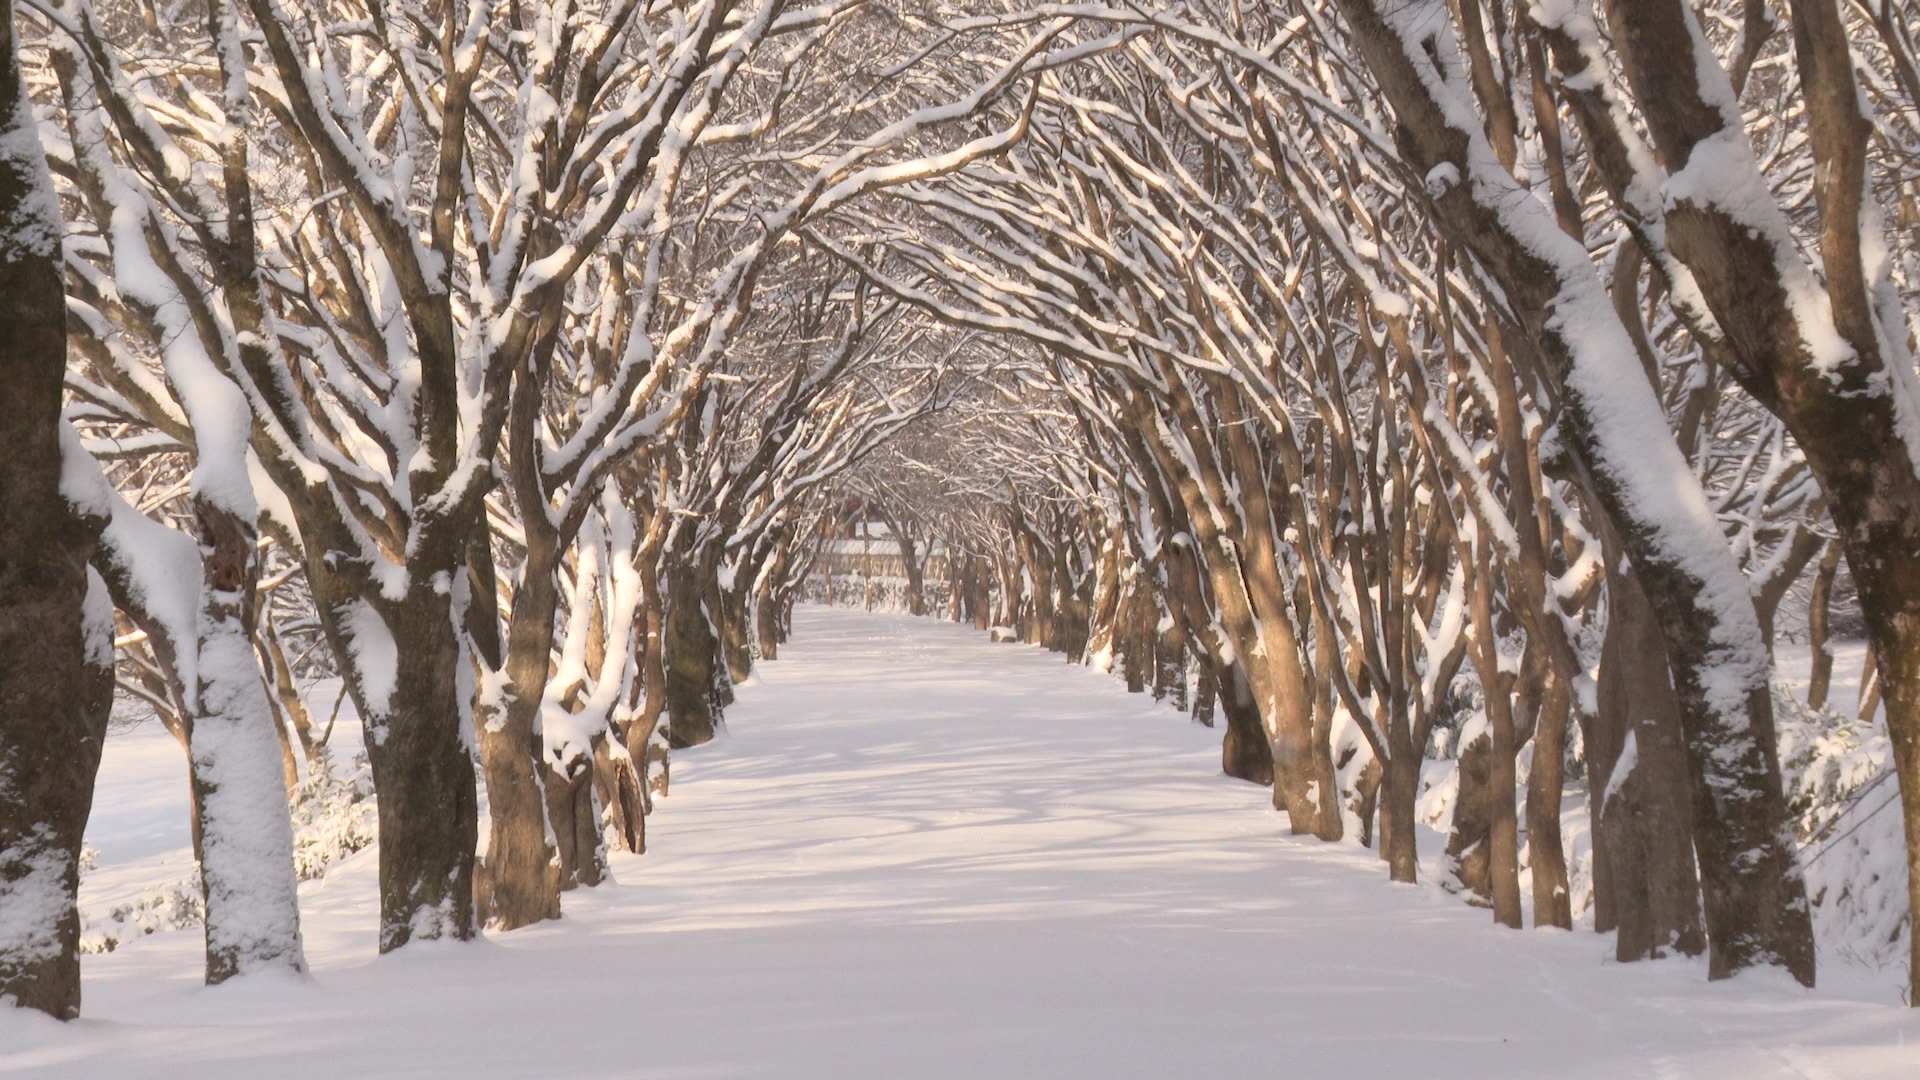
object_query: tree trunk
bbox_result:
[472,698,557,928]
[637,551,668,741]
[1352,752,1383,850]
[1525,669,1573,930]
[1464,535,1521,928]
[1218,663,1276,785]
[542,749,603,890]
[1806,540,1842,711]
[717,575,753,686]
[757,533,792,661]
[1753,524,1825,652]
[1154,606,1187,711]
[1308,599,1344,842]
[970,558,992,631]
[1592,563,1706,963]
[0,19,112,1012]
[1859,645,1883,723]
[359,584,480,953]
[1882,638,1920,1008]
[1117,575,1149,694]
[756,588,781,662]
[664,562,719,748]
[946,553,965,624]
[753,534,788,663]
[188,501,307,983]
[472,525,563,931]
[594,736,646,856]
[1209,387,1320,834]
[268,683,301,795]
[1446,731,1497,905]
[1381,747,1420,884]
[1484,680,1522,928]
[260,617,319,774]
[895,523,927,617]
[861,533,875,612]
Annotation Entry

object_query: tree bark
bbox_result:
[594,736,646,855]
[888,515,928,617]
[1083,526,1124,671]
[542,749,602,890]
[473,548,562,930]
[1463,533,1521,927]
[359,583,480,952]
[970,556,992,631]
[1525,668,1574,930]
[0,16,112,1013]
[259,616,319,775]
[1592,559,1706,963]
[1218,662,1276,786]
[1380,747,1421,884]
[1806,540,1842,711]
[1308,595,1344,842]
[1446,731,1497,905]
[716,573,753,686]
[664,561,720,748]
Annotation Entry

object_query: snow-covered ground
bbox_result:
[4,606,1917,1077]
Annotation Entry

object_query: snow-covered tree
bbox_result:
[0,0,111,1017]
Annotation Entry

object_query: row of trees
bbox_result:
[821,0,1917,1000]
[3,0,1916,1019]
[0,0,1063,1018]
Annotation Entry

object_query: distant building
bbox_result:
[816,524,948,580]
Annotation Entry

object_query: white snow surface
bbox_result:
[6,607,1917,1077]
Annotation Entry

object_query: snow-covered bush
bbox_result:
[289,746,378,882]
[79,878,204,955]
[75,747,375,955]
[1776,689,1908,968]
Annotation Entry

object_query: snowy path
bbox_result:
[5,606,1918,1078]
